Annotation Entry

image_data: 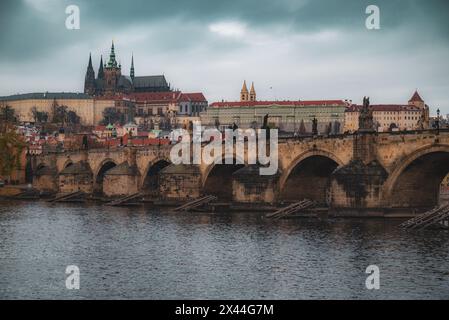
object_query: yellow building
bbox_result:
[344,91,430,133]
[0,92,115,126]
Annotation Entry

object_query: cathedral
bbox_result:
[84,41,171,96]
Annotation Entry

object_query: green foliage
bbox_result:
[0,105,17,123]
[32,107,49,123]
[0,125,26,177]
[101,107,125,125]
[52,105,80,125]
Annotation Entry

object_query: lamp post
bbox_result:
[436,108,440,134]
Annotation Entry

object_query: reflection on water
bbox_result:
[0,201,448,299]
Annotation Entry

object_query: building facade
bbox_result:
[202,82,346,133]
[0,92,115,126]
[344,91,430,133]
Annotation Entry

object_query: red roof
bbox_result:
[409,90,424,102]
[92,91,207,104]
[179,93,207,102]
[346,104,422,112]
[209,100,346,108]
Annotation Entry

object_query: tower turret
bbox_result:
[249,82,256,101]
[240,80,249,102]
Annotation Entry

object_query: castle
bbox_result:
[84,41,171,96]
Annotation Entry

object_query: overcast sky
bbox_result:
[1,0,448,114]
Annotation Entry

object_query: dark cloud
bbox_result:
[0,0,448,111]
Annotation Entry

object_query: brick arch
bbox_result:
[201,154,246,187]
[382,144,449,207]
[279,149,344,190]
[140,157,172,189]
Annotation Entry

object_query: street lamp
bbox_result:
[436,108,440,133]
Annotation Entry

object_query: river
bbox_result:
[0,201,448,299]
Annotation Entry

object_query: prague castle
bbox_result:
[84,41,171,96]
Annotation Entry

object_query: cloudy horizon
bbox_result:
[1,0,449,114]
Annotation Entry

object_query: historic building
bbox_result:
[0,92,115,126]
[344,91,430,132]
[201,81,347,133]
[84,41,171,96]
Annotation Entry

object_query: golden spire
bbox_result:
[249,82,256,101]
[241,80,248,93]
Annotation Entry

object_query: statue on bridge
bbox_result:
[312,117,318,136]
[358,96,375,133]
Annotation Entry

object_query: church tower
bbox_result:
[84,53,96,95]
[249,82,256,101]
[408,90,429,129]
[104,41,122,95]
[240,80,249,102]
[130,54,135,80]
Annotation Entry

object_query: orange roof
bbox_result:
[346,104,422,112]
[210,100,346,108]
[409,90,424,102]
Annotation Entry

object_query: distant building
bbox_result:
[201,81,347,133]
[84,41,171,96]
[344,91,430,132]
[0,92,115,126]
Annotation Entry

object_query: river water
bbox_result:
[0,201,448,299]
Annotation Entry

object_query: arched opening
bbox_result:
[25,157,33,184]
[281,155,339,205]
[389,151,449,208]
[94,161,117,194]
[64,161,74,169]
[203,160,245,201]
[142,160,170,194]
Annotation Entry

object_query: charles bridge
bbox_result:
[31,129,449,216]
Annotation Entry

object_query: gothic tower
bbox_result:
[84,53,96,95]
[104,41,122,95]
[249,82,256,101]
[240,80,249,102]
[97,55,105,80]
[130,54,135,80]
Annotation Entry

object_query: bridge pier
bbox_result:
[232,165,280,204]
[103,162,141,197]
[329,160,388,216]
[159,164,202,200]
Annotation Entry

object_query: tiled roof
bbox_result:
[209,100,346,108]
[409,91,424,102]
[132,75,168,89]
[0,92,91,101]
[346,104,422,112]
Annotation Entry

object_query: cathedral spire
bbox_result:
[130,54,135,80]
[88,53,93,69]
[98,55,104,79]
[84,53,96,95]
[107,40,118,68]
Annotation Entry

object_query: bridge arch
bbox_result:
[279,150,343,204]
[202,155,245,201]
[383,144,449,208]
[62,160,74,170]
[93,158,118,194]
[141,158,171,192]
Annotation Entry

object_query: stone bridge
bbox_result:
[32,129,449,215]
